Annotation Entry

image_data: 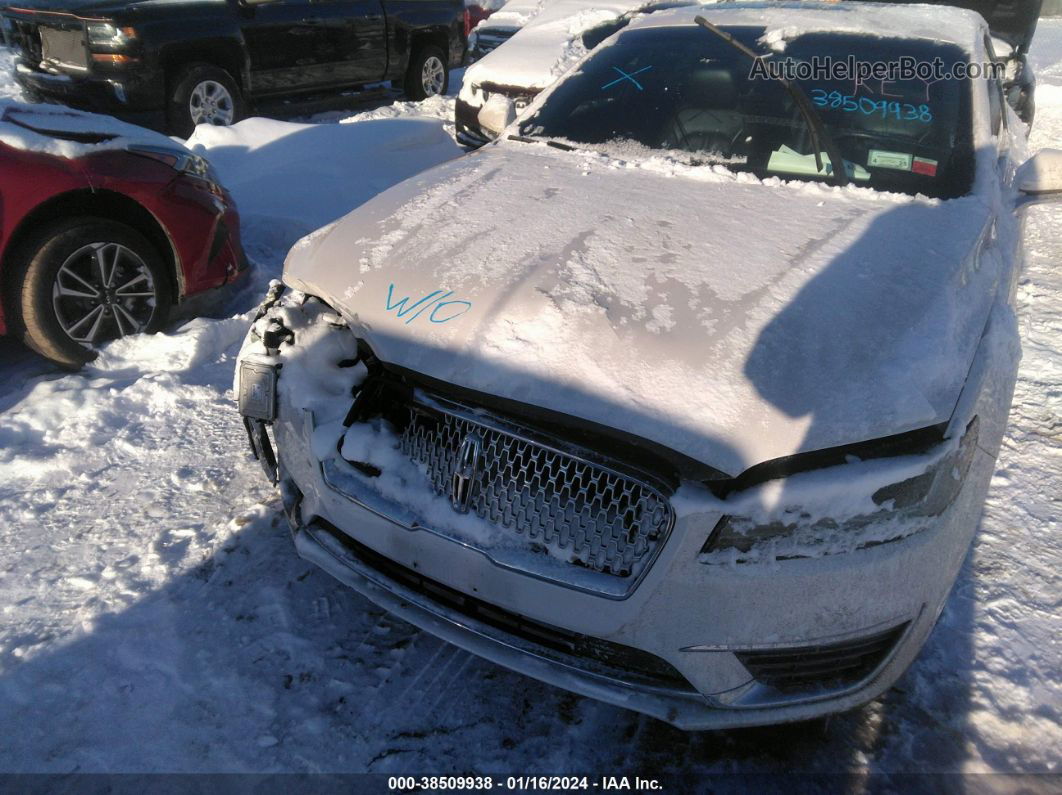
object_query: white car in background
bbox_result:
[456,0,681,144]
[467,0,553,61]
[237,2,1062,728]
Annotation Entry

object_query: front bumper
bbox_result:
[234,294,1010,730]
[273,442,992,730]
[454,85,536,148]
[13,59,166,130]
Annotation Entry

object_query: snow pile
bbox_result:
[241,291,618,571]
[186,116,463,245]
[331,422,507,549]
[301,82,463,128]
[0,48,21,101]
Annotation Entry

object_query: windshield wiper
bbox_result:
[693,15,849,187]
[507,134,576,152]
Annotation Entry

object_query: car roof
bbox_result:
[623,1,986,50]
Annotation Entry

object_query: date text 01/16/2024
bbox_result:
[387,776,663,791]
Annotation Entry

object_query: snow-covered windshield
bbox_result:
[518,26,975,198]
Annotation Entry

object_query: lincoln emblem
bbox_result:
[451,432,482,513]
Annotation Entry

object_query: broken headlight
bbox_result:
[86,22,137,47]
[702,417,980,562]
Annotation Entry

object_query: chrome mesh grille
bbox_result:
[399,405,674,578]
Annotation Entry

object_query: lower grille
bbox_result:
[314,518,695,692]
[399,396,674,580]
[736,624,907,693]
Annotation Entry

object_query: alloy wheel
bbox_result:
[421,56,446,97]
[189,80,235,126]
[51,242,158,348]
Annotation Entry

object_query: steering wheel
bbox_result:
[666,113,745,158]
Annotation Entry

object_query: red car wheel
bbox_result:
[11,217,173,369]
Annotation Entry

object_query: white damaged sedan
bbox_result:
[236,2,1062,728]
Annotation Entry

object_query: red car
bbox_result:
[0,102,246,368]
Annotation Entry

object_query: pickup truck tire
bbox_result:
[168,63,244,137]
[405,45,449,101]
[11,218,173,369]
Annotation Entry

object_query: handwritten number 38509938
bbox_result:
[810,89,933,123]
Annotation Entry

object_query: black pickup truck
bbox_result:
[2,0,465,134]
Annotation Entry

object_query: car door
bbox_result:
[308,0,388,86]
[240,0,338,95]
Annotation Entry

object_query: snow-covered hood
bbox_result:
[463,0,646,92]
[474,0,549,32]
[284,144,999,477]
[0,100,184,159]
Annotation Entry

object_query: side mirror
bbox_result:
[1016,149,1062,197]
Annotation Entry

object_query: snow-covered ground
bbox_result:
[1,23,1061,776]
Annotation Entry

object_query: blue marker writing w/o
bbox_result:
[601,65,653,91]
[385,286,449,322]
[429,300,472,323]
[386,283,472,325]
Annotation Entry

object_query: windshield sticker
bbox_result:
[767,145,871,181]
[911,157,939,177]
[601,65,653,92]
[868,149,914,171]
[810,89,933,123]
[385,284,472,325]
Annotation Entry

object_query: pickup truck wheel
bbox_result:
[168,64,243,137]
[10,218,172,369]
[405,45,448,101]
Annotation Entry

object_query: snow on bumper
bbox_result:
[235,290,1014,730]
